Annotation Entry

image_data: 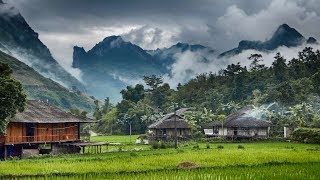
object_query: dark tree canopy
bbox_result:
[143,75,163,90]
[120,84,145,103]
[0,62,26,134]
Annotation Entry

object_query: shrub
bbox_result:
[159,141,167,149]
[206,143,210,149]
[192,144,200,150]
[130,152,138,157]
[217,145,224,149]
[291,128,320,144]
[151,141,160,149]
[238,145,245,149]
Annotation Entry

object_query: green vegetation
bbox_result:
[291,128,320,143]
[0,142,319,179]
[0,62,26,133]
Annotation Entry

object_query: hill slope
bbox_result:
[0,2,85,91]
[0,50,95,111]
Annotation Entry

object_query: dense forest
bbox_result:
[88,47,320,136]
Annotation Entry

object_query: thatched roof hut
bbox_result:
[148,113,189,129]
[148,110,191,140]
[209,107,270,128]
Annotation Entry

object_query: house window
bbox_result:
[161,129,167,136]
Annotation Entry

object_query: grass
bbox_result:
[16,162,320,180]
[90,134,140,144]
[0,141,319,179]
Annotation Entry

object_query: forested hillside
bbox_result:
[94,47,320,135]
[0,50,95,111]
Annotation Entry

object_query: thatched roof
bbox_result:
[10,100,95,123]
[208,107,271,128]
[176,108,192,116]
[148,113,190,129]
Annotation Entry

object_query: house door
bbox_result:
[233,128,238,136]
[26,123,35,142]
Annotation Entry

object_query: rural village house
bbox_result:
[206,107,271,139]
[0,100,95,159]
[148,108,191,140]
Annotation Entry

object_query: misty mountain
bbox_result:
[220,24,318,57]
[147,42,215,72]
[0,50,95,111]
[73,36,164,102]
[0,2,85,91]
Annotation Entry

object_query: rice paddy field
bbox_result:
[0,136,319,179]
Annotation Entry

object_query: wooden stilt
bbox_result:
[4,146,7,160]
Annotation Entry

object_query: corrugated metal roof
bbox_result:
[10,100,95,123]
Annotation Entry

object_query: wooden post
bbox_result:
[173,103,178,149]
[82,146,85,154]
[4,145,7,160]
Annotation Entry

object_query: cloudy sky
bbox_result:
[4,0,320,70]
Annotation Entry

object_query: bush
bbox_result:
[159,141,167,149]
[238,145,245,149]
[217,145,224,149]
[206,143,210,149]
[192,144,200,150]
[151,141,160,149]
[291,128,320,144]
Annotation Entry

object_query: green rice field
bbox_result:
[0,137,319,179]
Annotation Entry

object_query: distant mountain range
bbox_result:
[219,24,318,57]
[73,36,164,101]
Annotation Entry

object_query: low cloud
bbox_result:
[122,25,179,50]
[110,72,144,86]
[0,2,19,16]
[210,0,320,51]
[163,43,320,88]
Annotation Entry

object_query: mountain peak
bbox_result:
[307,37,318,44]
[102,35,123,43]
[271,24,304,41]
[92,35,126,51]
[219,24,310,57]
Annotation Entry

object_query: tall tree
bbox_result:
[272,53,288,83]
[143,75,163,90]
[0,63,26,134]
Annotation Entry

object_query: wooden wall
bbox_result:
[4,122,79,144]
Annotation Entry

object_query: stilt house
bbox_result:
[0,100,95,159]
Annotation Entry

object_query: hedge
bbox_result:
[291,128,320,144]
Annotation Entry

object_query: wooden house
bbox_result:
[207,107,271,139]
[0,100,95,159]
[148,112,191,141]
